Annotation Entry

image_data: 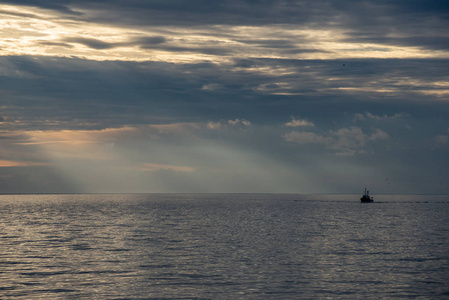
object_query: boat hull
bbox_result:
[360,196,373,202]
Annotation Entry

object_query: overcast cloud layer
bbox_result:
[0,0,448,193]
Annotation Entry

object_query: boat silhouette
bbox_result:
[360,188,374,202]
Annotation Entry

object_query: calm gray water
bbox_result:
[1,193,448,299]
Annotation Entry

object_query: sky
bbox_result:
[0,0,448,194]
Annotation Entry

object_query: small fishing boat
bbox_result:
[360,188,374,202]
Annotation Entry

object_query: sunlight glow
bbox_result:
[139,163,196,173]
[0,159,49,167]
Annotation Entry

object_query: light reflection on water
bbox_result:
[1,194,448,299]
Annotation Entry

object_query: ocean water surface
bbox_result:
[1,193,448,299]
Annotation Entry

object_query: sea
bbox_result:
[1,193,448,299]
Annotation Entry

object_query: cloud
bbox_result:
[207,119,252,130]
[285,127,390,156]
[206,121,223,130]
[284,117,314,127]
[369,128,390,141]
[7,0,445,44]
[0,159,50,167]
[228,119,251,127]
[139,163,195,173]
[0,1,448,193]
[435,134,449,145]
[202,83,223,91]
[284,131,329,144]
[23,123,203,146]
[1,1,448,65]
[63,37,118,50]
[354,112,409,121]
[136,36,167,47]
[330,127,367,149]
[135,35,235,56]
[435,128,449,146]
[329,127,389,155]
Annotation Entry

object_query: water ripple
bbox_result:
[0,193,448,298]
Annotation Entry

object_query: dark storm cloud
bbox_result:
[4,0,448,26]
[3,0,448,56]
[53,35,234,56]
[63,37,118,50]
[0,0,80,15]
[234,38,323,55]
[1,55,448,133]
[137,36,167,46]
[331,1,449,51]
[0,57,181,129]
[135,37,235,56]
[67,0,333,26]
[343,36,449,52]
[1,0,327,25]
[229,57,449,97]
[240,39,297,49]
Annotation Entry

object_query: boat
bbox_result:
[360,188,374,202]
